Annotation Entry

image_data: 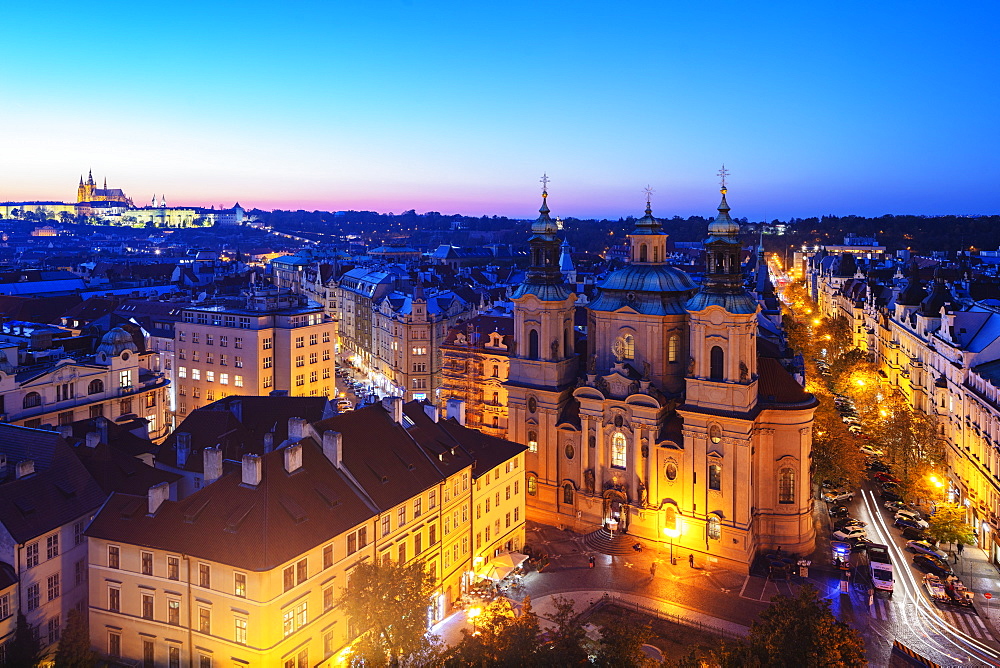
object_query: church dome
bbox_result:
[589,264,696,315]
[97,327,139,358]
[706,191,740,237]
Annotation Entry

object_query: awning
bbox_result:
[476,552,529,581]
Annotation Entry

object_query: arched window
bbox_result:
[707,515,721,540]
[563,483,574,505]
[778,467,795,504]
[664,506,677,532]
[639,244,648,262]
[708,463,722,491]
[492,364,499,378]
[528,329,539,360]
[710,346,724,381]
[611,432,627,469]
[668,335,679,363]
[23,392,41,409]
[614,334,635,361]
[527,431,538,453]
[492,416,499,428]
[88,379,105,395]
[526,474,537,496]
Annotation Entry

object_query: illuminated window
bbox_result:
[526,474,537,496]
[220,373,229,385]
[528,431,538,453]
[235,617,248,645]
[778,467,795,504]
[178,367,187,379]
[191,368,201,381]
[668,335,679,363]
[611,432,627,469]
[709,463,722,491]
[708,515,721,540]
[234,375,244,387]
[234,572,246,597]
[614,333,635,361]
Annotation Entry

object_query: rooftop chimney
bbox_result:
[85,431,101,449]
[287,417,308,442]
[96,417,108,445]
[56,425,73,440]
[147,482,170,514]
[203,446,222,485]
[446,398,466,426]
[383,396,404,424]
[284,443,303,473]
[15,460,34,479]
[242,454,262,486]
[263,432,274,453]
[322,430,343,468]
[176,432,192,468]
[423,404,439,423]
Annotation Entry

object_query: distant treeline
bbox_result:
[253,209,1000,256]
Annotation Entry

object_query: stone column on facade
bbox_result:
[581,415,591,488]
[633,425,643,506]
[596,421,606,492]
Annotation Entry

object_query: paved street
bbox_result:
[435,512,1000,665]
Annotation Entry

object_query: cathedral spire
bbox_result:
[511,175,571,301]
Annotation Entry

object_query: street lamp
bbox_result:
[663,526,680,565]
[467,606,482,636]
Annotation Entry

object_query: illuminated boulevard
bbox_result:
[460,518,1000,665]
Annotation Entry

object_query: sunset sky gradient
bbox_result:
[2,1,997,220]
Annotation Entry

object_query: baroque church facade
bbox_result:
[507,184,817,567]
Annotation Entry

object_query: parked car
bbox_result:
[875,472,901,484]
[860,445,883,457]
[901,526,927,541]
[337,399,353,412]
[884,500,911,513]
[834,518,867,531]
[848,425,864,435]
[833,526,868,542]
[842,415,861,424]
[913,553,953,578]
[868,460,892,473]
[881,489,903,502]
[906,540,948,560]
[823,490,855,503]
[895,518,925,532]
[895,510,929,529]
[829,505,850,519]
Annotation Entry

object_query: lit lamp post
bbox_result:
[467,606,482,636]
[663,526,680,565]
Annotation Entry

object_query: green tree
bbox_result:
[6,611,43,667]
[54,608,99,667]
[444,597,540,666]
[338,560,439,667]
[536,596,589,666]
[593,614,655,668]
[810,390,866,489]
[926,502,975,553]
[740,585,866,667]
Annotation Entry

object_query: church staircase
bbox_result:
[583,527,644,555]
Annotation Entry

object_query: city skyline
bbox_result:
[3,1,998,220]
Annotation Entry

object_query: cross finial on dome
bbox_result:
[717,164,730,194]
[643,185,654,214]
[540,173,550,196]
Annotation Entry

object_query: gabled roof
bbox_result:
[72,440,180,496]
[87,443,377,571]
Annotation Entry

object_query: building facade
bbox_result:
[507,188,817,567]
[174,287,335,415]
[440,315,514,439]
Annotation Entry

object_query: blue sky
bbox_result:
[2,1,997,220]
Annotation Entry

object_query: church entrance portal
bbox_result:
[602,489,630,533]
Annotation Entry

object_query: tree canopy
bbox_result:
[338,560,439,667]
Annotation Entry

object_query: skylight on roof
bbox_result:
[402,415,415,429]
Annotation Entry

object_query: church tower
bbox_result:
[507,177,578,516]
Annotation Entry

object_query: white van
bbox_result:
[868,544,893,594]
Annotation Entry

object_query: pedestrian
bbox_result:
[650,562,657,577]
[958,542,965,556]
[689,553,695,568]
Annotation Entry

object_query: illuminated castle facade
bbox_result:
[507,182,817,567]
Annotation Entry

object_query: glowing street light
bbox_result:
[663,526,680,565]
[467,606,482,635]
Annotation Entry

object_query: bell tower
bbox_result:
[506,176,578,518]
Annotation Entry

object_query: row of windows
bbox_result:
[295,351,331,366]
[178,334,245,348]
[611,333,681,363]
[475,508,520,548]
[25,523,86,569]
[178,350,245,366]
[21,372,132,409]
[294,333,331,347]
[475,483,518,518]
[181,313,254,328]
[177,368,245,386]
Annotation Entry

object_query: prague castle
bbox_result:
[507,181,817,567]
[0,171,245,227]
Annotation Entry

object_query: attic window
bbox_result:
[314,484,341,509]
[183,497,212,523]
[53,479,76,499]
[279,496,308,524]
[401,415,415,429]
[224,504,254,533]
[119,498,143,520]
[14,497,35,515]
